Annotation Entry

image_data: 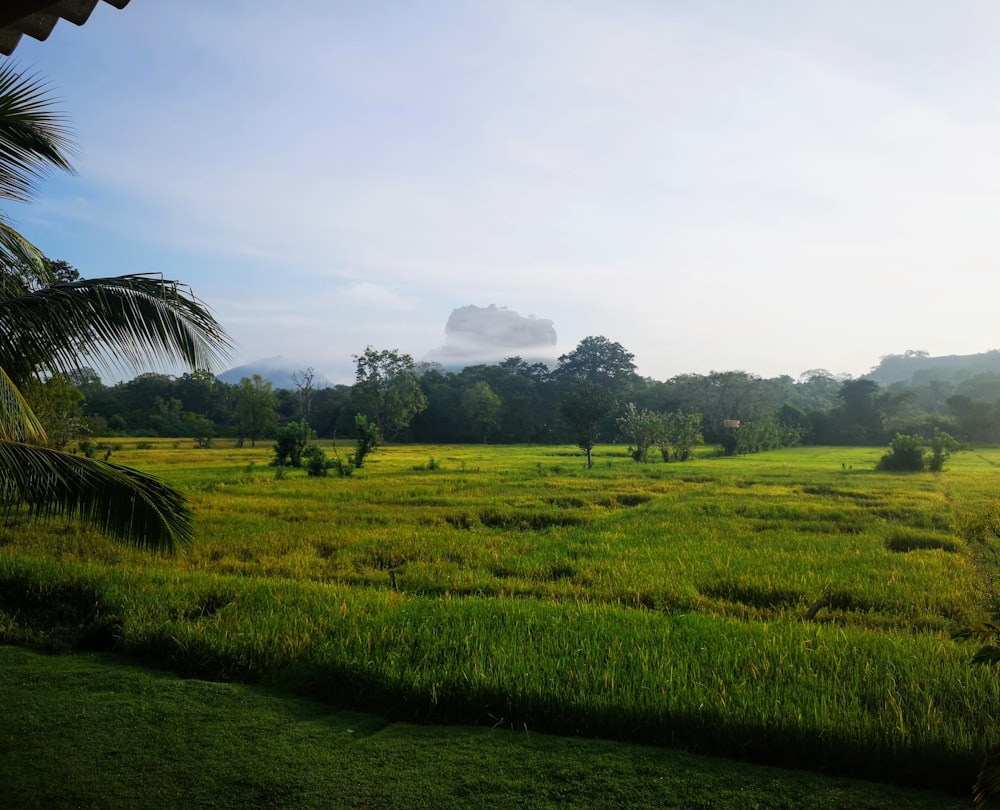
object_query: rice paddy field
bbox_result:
[3,440,1000,796]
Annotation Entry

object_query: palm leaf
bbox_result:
[975,745,1000,808]
[0,365,44,441]
[0,62,75,204]
[0,440,192,552]
[0,219,49,283]
[953,622,1000,643]
[0,274,233,384]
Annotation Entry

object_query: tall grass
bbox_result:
[2,440,997,792]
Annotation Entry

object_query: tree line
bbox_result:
[27,334,1000,462]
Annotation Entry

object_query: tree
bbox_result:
[21,372,85,450]
[46,258,80,283]
[617,402,661,462]
[350,413,380,469]
[660,410,704,462]
[560,380,616,469]
[555,336,636,392]
[837,379,886,445]
[352,347,427,442]
[0,64,231,552]
[234,374,277,447]
[462,380,502,443]
[927,428,962,472]
[292,366,316,423]
[272,420,313,468]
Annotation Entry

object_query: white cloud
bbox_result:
[18,0,1000,381]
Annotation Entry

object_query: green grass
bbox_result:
[0,645,972,809]
[2,441,998,796]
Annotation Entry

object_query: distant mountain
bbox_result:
[218,356,331,390]
[865,350,1000,385]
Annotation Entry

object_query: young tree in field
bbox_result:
[234,374,278,447]
[560,380,616,469]
[0,64,232,552]
[660,410,704,462]
[556,337,635,464]
[272,419,313,468]
[462,380,502,443]
[352,347,427,442]
[350,413,380,468]
[617,402,662,462]
[927,428,962,472]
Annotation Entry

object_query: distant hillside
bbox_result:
[866,350,1000,385]
[218,357,331,390]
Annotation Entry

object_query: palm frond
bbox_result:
[975,745,1000,808]
[0,62,75,204]
[953,623,1000,642]
[0,365,44,441]
[0,274,233,384]
[0,440,192,552]
[0,219,49,284]
[971,645,1000,667]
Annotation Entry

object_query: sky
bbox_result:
[9,0,1000,384]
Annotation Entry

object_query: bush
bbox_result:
[273,420,314,468]
[927,428,962,472]
[876,430,964,472]
[876,434,926,471]
[351,414,380,469]
[304,445,329,478]
[331,457,354,477]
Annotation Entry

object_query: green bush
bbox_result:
[273,420,314,467]
[876,434,926,471]
[304,445,329,477]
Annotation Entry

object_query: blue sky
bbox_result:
[9,1,1000,383]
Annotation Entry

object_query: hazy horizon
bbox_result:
[11,1,1000,384]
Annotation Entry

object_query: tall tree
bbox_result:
[352,347,427,441]
[555,336,636,392]
[560,380,616,469]
[0,65,231,552]
[461,380,502,443]
[234,374,277,447]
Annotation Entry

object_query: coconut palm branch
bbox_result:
[0,62,74,204]
[0,365,44,442]
[0,220,48,281]
[0,271,232,551]
[0,274,232,386]
[0,64,232,552]
[0,441,193,552]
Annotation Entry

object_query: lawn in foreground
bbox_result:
[0,645,972,810]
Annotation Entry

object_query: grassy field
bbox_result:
[2,439,999,799]
[0,644,971,809]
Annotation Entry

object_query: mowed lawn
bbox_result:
[2,440,998,804]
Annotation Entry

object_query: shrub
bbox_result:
[273,420,314,468]
[351,414,380,469]
[927,428,962,472]
[876,434,926,471]
[304,445,329,478]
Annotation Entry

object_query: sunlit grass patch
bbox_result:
[5,442,1000,792]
